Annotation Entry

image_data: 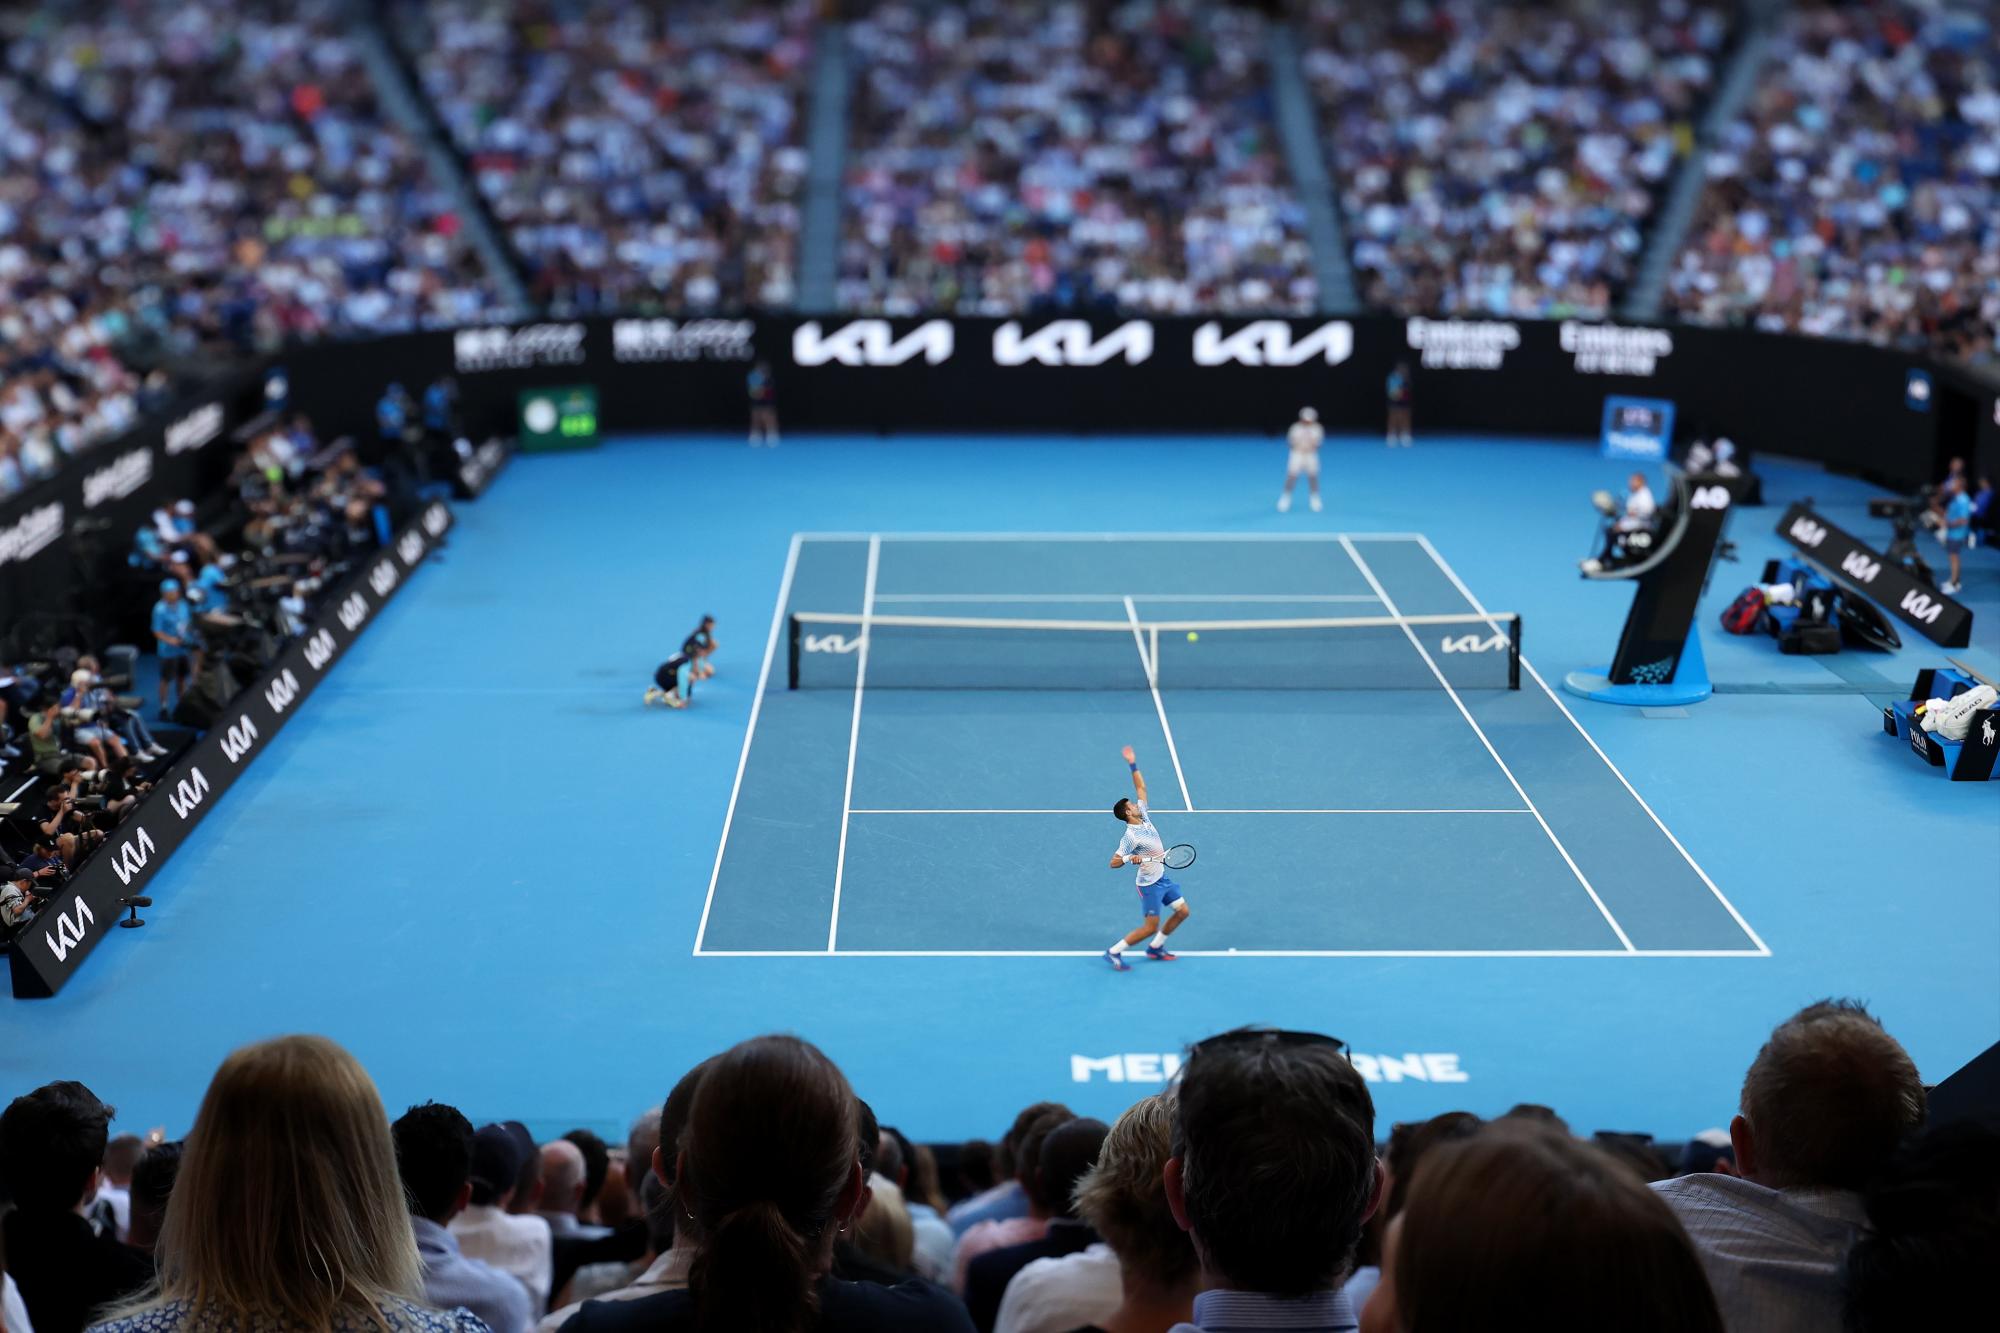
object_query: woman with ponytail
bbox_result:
[566,1036,971,1333]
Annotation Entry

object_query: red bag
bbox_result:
[1720,588,1767,634]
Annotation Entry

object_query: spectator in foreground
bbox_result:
[876,1127,953,1282]
[1360,1122,1724,1333]
[393,1101,533,1333]
[123,1140,183,1259]
[947,1103,1072,1236]
[565,1034,972,1332]
[449,1124,554,1313]
[538,1058,714,1332]
[560,1131,612,1228]
[91,1035,485,1333]
[538,1140,609,1240]
[1344,1111,1483,1313]
[997,1093,1194,1333]
[1165,1029,1381,1332]
[1652,999,1925,1333]
[953,1107,1075,1287]
[89,1135,145,1241]
[965,1117,1109,1331]
[1842,1120,2000,1332]
[0,1082,152,1333]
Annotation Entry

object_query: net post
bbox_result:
[1149,627,1159,686]
[1509,614,1521,691]
[787,614,801,689]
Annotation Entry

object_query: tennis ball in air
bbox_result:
[1186,631,1199,643]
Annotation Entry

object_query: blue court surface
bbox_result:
[5,433,1995,1145]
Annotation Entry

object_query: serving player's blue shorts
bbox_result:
[1138,876,1184,918]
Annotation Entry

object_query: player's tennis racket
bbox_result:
[1133,844,1196,870]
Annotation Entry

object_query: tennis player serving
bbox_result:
[1104,745,1194,971]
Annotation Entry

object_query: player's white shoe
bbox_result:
[1276,493,1292,513]
[1309,494,1323,513]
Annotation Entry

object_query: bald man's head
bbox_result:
[540,1139,587,1215]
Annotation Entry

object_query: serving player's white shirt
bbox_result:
[1115,800,1165,886]
[1286,418,1324,476]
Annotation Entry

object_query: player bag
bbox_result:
[1720,588,1767,635]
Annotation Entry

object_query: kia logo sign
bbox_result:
[1841,551,1882,583]
[1192,320,1353,367]
[397,530,426,567]
[1900,590,1944,624]
[993,320,1153,367]
[793,319,953,367]
[1788,517,1827,548]
[369,560,400,597]
[264,668,301,715]
[168,767,210,820]
[338,592,369,632]
[423,504,450,537]
[111,828,155,887]
[43,897,95,963]
[220,714,260,764]
[303,628,337,672]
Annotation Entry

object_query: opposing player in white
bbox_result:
[1278,407,1324,513]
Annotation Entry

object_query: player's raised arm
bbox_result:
[1122,745,1147,803]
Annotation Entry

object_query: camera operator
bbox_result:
[1,866,37,935]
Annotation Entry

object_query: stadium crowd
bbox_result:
[1665,0,2000,363]
[1301,0,1733,320]
[0,0,502,484]
[399,0,813,315]
[1,1001,1988,1333]
[839,0,1315,315]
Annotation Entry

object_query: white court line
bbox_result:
[827,536,881,953]
[795,531,1429,542]
[694,948,1770,959]
[870,593,1382,603]
[848,808,1533,815]
[1126,594,1194,810]
[1412,534,1771,956]
[694,533,803,955]
[1339,536,1637,953]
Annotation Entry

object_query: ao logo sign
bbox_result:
[1690,486,1731,510]
[993,320,1152,367]
[43,897,94,963]
[264,668,301,715]
[370,560,400,597]
[802,633,862,655]
[220,715,260,764]
[168,767,210,820]
[1841,551,1882,584]
[338,592,369,632]
[793,320,953,367]
[1193,320,1353,367]
[1789,516,1828,548]
[111,828,155,887]
[1440,633,1507,653]
[304,628,337,672]
[1900,590,1945,624]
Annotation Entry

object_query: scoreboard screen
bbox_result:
[518,386,600,451]
[1600,395,1674,462]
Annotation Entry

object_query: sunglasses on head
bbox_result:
[1189,1028,1348,1061]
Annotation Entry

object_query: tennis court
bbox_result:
[698,533,1769,960]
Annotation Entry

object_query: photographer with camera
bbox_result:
[1,866,37,936]
[69,656,168,760]
[56,669,131,770]
[27,702,98,780]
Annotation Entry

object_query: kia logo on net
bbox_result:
[43,897,95,962]
[1841,551,1882,583]
[397,530,426,568]
[1789,517,1828,547]
[369,560,400,597]
[220,715,260,764]
[1440,633,1507,654]
[802,633,862,655]
[993,320,1153,367]
[303,628,337,672]
[111,828,156,887]
[1192,320,1353,367]
[168,767,211,820]
[264,669,301,715]
[338,592,369,632]
[793,319,954,367]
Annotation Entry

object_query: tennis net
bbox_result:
[786,610,1521,691]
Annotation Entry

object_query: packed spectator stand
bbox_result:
[397,0,814,315]
[1301,0,1734,321]
[1665,0,2000,363]
[0,1003,1989,1333]
[840,0,1315,316]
